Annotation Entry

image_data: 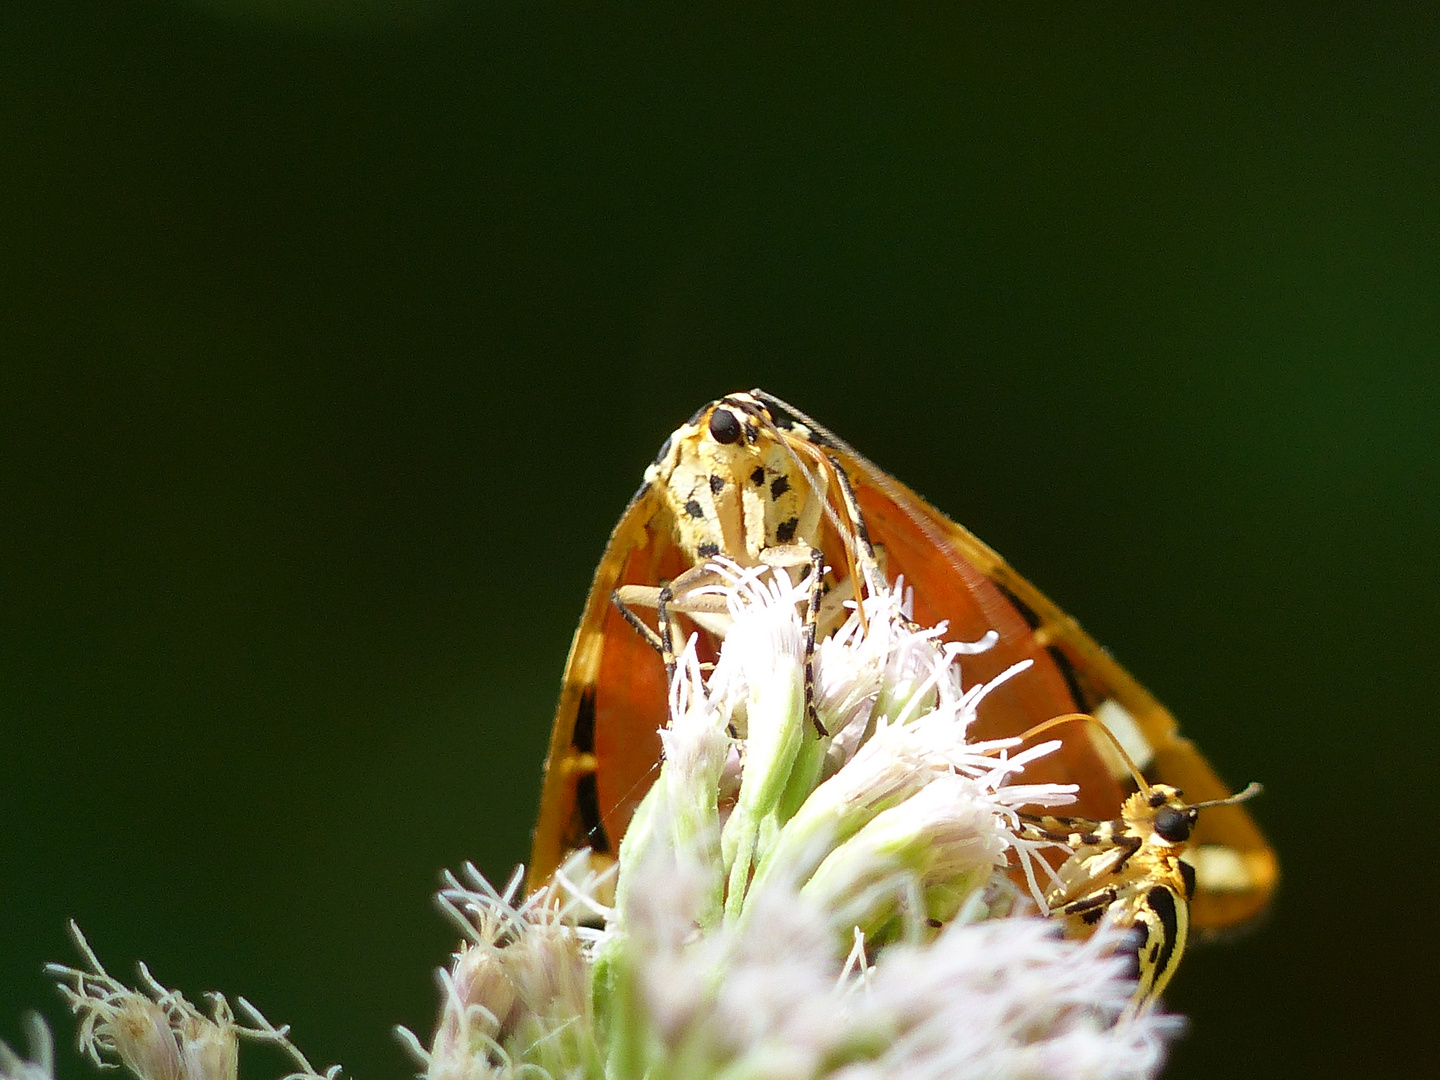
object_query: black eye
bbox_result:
[1153,807,1192,844]
[708,408,743,444]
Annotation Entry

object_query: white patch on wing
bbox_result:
[1091,698,1156,779]
[1185,844,1253,893]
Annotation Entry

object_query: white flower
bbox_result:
[46,923,337,1080]
[615,847,1178,1080]
[0,1014,55,1080]
[590,565,1180,1079]
[620,852,867,1080]
[833,919,1180,1080]
[34,559,1181,1080]
[396,866,602,1080]
[739,583,1076,930]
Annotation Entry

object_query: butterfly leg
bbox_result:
[656,583,680,684]
[1015,811,1109,846]
[615,550,829,733]
[753,544,829,736]
[611,589,666,655]
[609,583,699,682]
[1122,883,1187,1016]
[614,572,733,686]
[801,545,827,736]
[1059,887,1119,920]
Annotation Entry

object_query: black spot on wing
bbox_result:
[1063,891,1115,916]
[1046,645,1091,711]
[576,772,611,855]
[993,580,1043,630]
[1112,833,1143,873]
[684,499,705,519]
[750,466,766,486]
[767,400,797,429]
[572,688,597,754]
[709,474,726,494]
[1082,908,1106,926]
[776,516,799,543]
[769,475,791,500]
[697,542,720,558]
[625,477,654,510]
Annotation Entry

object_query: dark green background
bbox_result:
[4,3,1436,1078]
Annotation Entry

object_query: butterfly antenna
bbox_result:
[825,456,882,596]
[753,409,872,632]
[1188,781,1264,809]
[1015,711,1153,797]
[812,452,870,632]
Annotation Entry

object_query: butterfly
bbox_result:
[1008,710,1265,1012]
[531,390,1277,948]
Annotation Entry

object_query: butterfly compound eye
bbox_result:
[708,407,743,444]
[1153,806,1192,844]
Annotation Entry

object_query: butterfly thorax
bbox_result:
[642,395,828,566]
[1018,783,1203,1012]
[1043,786,1199,911]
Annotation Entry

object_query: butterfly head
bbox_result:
[1129,782,1264,849]
[643,394,830,567]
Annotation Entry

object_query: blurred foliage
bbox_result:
[179,1,462,31]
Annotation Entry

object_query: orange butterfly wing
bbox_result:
[811,440,1276,932]
[533,478,728,891]
[754,390,1276,932]
[531,487,670,889]
[849,483,1125,821]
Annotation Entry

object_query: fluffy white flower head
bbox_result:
[539,561,1180,1079]
[26,545,1184,1080]
[46,923,337,1080]
[0,1014,54,1080]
